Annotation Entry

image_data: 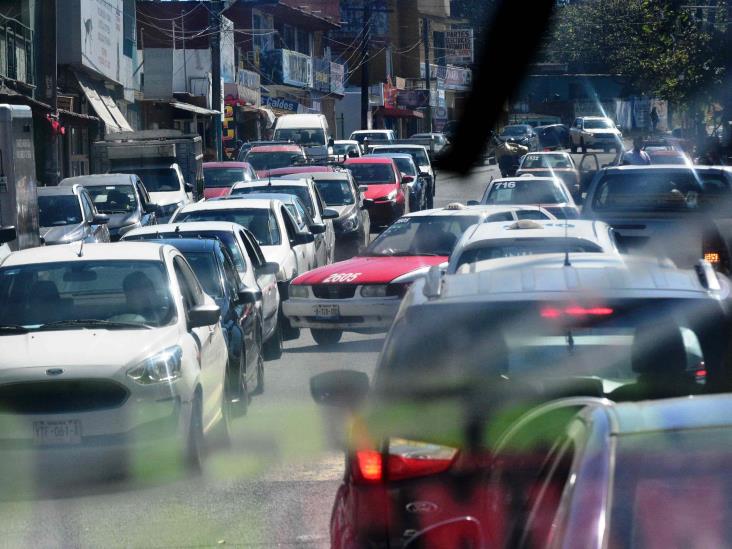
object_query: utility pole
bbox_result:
[423,16,432,132]
[210,0,224,160]
[360,2,371,129]
[38,0,59,184]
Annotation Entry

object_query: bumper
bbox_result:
[366,201,402,228]
[584,135,621,147]
[283,296,401,331]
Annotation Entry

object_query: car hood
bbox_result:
[40,223,86,245]
[292,255,446,285]
[105,211,140,230]
[204,188,231,200]
[363,183,397,200]
[330,204,357,219]
[0,327,180,376]
[150,191,186,207]
[585,128,621,135]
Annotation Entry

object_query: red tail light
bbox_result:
[541,306,614,318]
[352,439,458,484]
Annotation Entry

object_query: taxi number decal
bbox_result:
[494,181,516,189]
[323,273,362,283]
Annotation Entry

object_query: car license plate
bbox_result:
[33,420,82,446]
[314,305,340,319]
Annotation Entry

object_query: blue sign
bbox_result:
[262,96,299,112]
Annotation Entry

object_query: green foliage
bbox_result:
[545,0,725,102]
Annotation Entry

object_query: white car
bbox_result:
[0,242,231,472]
[569,116,623,153]
[171,198,317,339]
[230,177,337,266]
[447,219,619,273]
[122,221,283,359]
[349,129,395,151]
[119,163,191,222]
[329,140,361,162]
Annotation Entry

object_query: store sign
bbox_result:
[313,58,330,92]
[79,0,123,83]
[369,84,384,107]
[262,95,299,113]
[421,64,472,91]
[384,82,398,109]
[444,29,474,65]
[229,69,261,106]
[397,89,430,109]
[261,49,312,88]
[330,62,345,95]
[221,17,236,83]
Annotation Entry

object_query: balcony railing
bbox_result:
[0,14,34,86]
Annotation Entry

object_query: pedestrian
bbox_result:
[650,106,659,134]
[621,137,651,165]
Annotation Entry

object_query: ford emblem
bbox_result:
[405,501,439,514]
[46,368,64,376]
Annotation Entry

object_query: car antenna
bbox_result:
[563,214,571,267]
[76,239,84,258]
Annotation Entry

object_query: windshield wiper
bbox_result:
[0,324,29,334]
[38,319,152,331]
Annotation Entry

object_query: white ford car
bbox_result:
[0,242,229,472]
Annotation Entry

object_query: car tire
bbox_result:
[311,329,343,346]
[262,318,283,360]
[185,394,205,474]
[581,139,588,153]
[570,141,577,154]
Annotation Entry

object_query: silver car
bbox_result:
[37,185,110,245]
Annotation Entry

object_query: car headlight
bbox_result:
[360,284,388,297]
[289,284,309,298]
[338,212,359,232]
[385,189,397,201]
[127,346,183,384]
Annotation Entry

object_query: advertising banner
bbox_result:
[444,29,474,65]
[397,89,430,109]
[220,17,236,83]
[262,96,299,113]
[330,62,345,95]
[313,58,330,92]
[80,0,123,83]
[261,50,312,88]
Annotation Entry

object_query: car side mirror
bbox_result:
[310,370,370,408]
[91,213,109,225]
[347,149,360,158]
[237,287,262,304]
[402,174,415,184]
[0,226,17,244]
[328,137,335,148]
[188,303,221,328]
[467,200,479,206]
[322,208,339,220]
[358,185,368,193]
[293,232,315,245]
[419,171,430,178]
[309,222,327,235]
[256,261,280,275]
[144,203,158,214]
[184,182,193,193]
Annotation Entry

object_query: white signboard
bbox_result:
[444,29,474,65]
[80,0,123,83]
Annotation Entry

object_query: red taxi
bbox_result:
[345,156,408,230]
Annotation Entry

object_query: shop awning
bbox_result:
[374,107,424,119]
[75,71,132,132]
[170,100,219,116]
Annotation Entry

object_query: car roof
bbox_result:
[345,156,396,164]
[522,151,571,156]
[152,237,222,254]
[216,192,303,205]
[179,198,278,211]
[370,144,427,150]
[267,166,335,176]
[59,174,136,187]
[204,162,251,168]
[334,139,359,145]
[370,152,415,161]
[404,205,537,218]
[37,185,79,196]
[601,165,732,174]
[351,129,392,134]
[125,221,247,237]
[232,178,311,189]
[1,242,170,265]
[248,145,303,153]
[580,116,612,120]
[490,175,564,184]
[435,253,718,302]
[460,219,610,244]
[282,171,349,181]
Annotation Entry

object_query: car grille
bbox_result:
[312,285,357,299]
[593,133,615,139]
[387,283,410,298]
[0,380,130,414]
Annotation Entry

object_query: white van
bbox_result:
[272,114,331,161]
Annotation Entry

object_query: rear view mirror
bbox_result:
[309,222,327,235]
[322,208,339,220]
[310,370,370,408]
[256,261,280,276]
[188,303,221,328]
[0,226,16,244]
[237,287,262,304]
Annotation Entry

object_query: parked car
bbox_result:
[0,242,230,472]
[37,185,110,245]
[368,144,436,207]
[569,116,623,153]
[117,164,191,222]
[244,144,307,178]
[473,175,580,219]
[230,177,338,265]
[150,238,264,413]
[59,174,157,241]
[344,157,409,230]
[368,152,429,211]
[202,162,257,199]
[123,222,282,359]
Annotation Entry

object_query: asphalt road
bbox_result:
[0,149,618,548]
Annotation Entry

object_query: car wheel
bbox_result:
[229,351,249,418]
[570,141,577,154]
[426,188,434,209]
[252,334,265,396]
[311,329,343,346]
[581,139,588,153]
[185,394,205,473]
[262,318,283,360]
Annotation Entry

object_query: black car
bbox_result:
[498,124,540,151]
[535,124,570,150]
[154,238,264,415]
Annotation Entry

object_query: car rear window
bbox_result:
[231,185,314,217]
[456,238,603,268]
[175,209,281,246]
[484,180,568,205]
[591,172,710,212]
[347,163,396,185]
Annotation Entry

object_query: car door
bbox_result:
[136,179,156,226]
[173,256,226,427]
[280,206,313,273]
[239,228,279,336]
[310,184,334,264]
[81,191,108,242]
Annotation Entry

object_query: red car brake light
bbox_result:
[541,306,614,318]
[352,439,458,484]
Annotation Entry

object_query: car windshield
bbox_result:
[375,147,430,166]
[351,132,390,143]
[592,172,714,212]
[484,179,568,205]
[610,428,732,547]
[175,209,281,246]
[0,260,174,328]
[273,128,326,147]
[501,125,530,136]
[86,185,138,213]
[313,178,355,206]
[38,195,82,226]
[331,143,356,155]
[456,238,603,268]
[520,154,573,170]
[584,119,614,129]
[180,252,223,298]
[204,168,248,188]
[121,168,180,193]
[230,185,314,217]
[647,152,689,165]
[390,157,417,175]
[367,215,480,256]
[347,163,396,184]
[245,151,302,171]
